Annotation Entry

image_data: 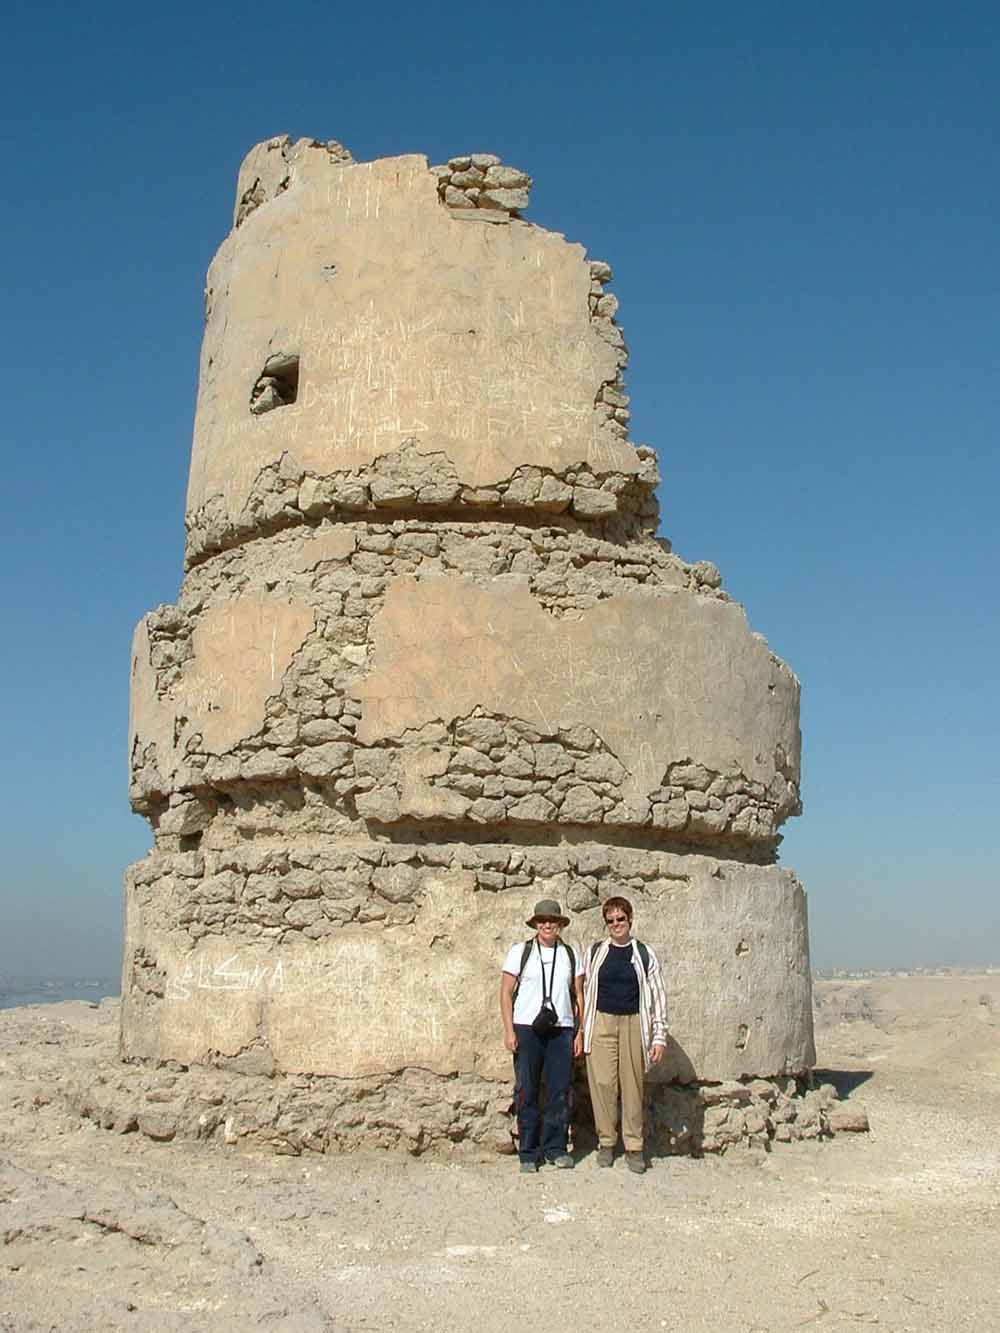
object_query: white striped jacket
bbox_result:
[581,937,669,1072]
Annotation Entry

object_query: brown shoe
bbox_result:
[596,1147,614,1168]
[625,1151,647,1174]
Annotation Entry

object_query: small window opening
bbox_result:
[250,352,300,415]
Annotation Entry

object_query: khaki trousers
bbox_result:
[586,1010,645,1151]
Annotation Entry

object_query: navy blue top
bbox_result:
[596,942,640,1015]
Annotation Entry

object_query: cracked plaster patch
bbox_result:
[352,577,800,804]
[131,597,315,771]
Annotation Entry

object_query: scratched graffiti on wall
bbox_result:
[166,954,290,1000]
[161,946,471,1054]
[355,577,797,797]
[217,314,614,462]
[186,150,638,516]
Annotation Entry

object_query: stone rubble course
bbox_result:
[118,133,817,1156]
[81,1004,833,1157]
[432,155,533,217]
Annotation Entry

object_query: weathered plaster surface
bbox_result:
[188,153,637,527]
[122,852,813,1083]
[354,576,799,804]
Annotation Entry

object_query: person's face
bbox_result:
[535,916,562,945]
[604,908,632,944]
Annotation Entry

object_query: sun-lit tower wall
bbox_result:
[122,135,814,1152]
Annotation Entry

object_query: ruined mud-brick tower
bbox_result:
[123,136,815,1154]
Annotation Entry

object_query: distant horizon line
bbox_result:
[3,964,999,989]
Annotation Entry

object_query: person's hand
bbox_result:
[649,1042,666,1065]
[573,1030,583,1058]
[504,1031,518,1054]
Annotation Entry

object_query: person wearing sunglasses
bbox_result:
[500,898,584,1174]
[581,896,668,1173]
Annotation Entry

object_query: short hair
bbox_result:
[602,896,633,922]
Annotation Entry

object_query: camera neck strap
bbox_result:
[536,939,558,1007]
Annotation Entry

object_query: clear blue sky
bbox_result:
[2,1,997,976]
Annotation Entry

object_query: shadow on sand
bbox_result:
[813,1067,874,1098]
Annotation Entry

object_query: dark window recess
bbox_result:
[250,353,300,415]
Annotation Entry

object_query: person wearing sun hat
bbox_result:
[499,899,584,1173]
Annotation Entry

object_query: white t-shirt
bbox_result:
[503,939,583,1028]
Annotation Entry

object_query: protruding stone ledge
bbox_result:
[184,444,660,569]
[132,751,796,854]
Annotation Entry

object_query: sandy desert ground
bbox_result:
[1,974,998,1332]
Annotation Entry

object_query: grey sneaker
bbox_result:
[596,1147,615,1168]
[519,1160,539,1174]
[545,1153,574,1169]
[625,1151,647,1174]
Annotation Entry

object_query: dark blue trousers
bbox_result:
[513,1023,574,1164]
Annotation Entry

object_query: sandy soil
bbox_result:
[2,975,998,1331]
